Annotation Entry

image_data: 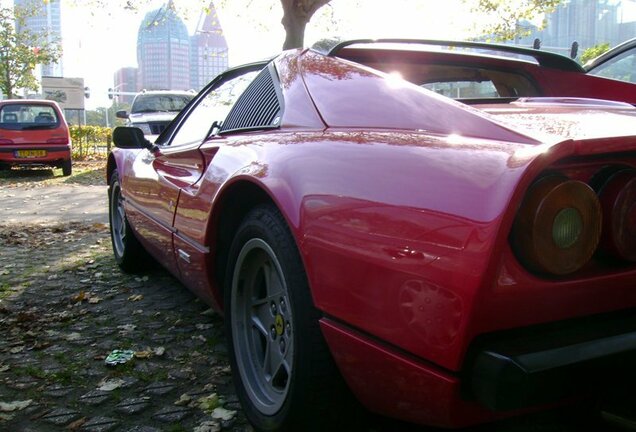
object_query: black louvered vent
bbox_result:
[221,67,281,133]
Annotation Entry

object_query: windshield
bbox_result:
[0,104,60,130]
[131,93,194,114]
[588,47,636,84]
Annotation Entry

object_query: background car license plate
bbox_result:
[16,150,47,158]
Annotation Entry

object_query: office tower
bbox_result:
[190,1,229,90]
[137,0,190,90]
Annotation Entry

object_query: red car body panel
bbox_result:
[0,99,71,169]
[110,46,636,428]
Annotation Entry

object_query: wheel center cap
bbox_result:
[275,315,284,336]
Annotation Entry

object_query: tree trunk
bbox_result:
[281,10,307,50]
[280,0,332,50]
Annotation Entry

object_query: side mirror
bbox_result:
[115,110,129,119]
[113,126,155,151]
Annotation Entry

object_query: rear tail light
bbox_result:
[47,136,69,144]
[512,176,602,276]
[597,170,636,262]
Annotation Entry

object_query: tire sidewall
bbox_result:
[224,206,314,431]
[108,170,129,267]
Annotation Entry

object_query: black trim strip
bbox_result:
[174,230,210,254]
[312,38,584,72]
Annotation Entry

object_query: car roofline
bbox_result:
[311,38,584,73]
[584,37,636,72]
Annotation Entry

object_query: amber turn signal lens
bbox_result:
[598,170,636,262]
[512,176,602,276]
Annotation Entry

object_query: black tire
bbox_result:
[62,159,72,176]
[108,170,148,272]
[224,204,355,431]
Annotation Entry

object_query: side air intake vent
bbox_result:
[221,66,282,133]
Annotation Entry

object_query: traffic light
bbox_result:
[84,86,90,99]
[108,88,113,100]
[570,41,579,59]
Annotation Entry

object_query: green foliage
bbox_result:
[0,2,61,98]
[467,0,563,41]
[69,125,112,159]
[580,42,611,65]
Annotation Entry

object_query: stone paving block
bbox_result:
[7,377,40,390]
[41,407,81,426]
[144,381,176,395]
[150,334,175,344]
[44,384,74,397]
[80,416,120,432]
[123,427,162,432]
[115,397,151,415]
[151,405,191,423]
[79,390,111,406]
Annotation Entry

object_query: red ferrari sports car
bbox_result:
[108,40,636,430]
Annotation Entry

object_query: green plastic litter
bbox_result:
[105,349,135,366]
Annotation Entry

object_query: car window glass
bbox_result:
[0,104,59,130]
[168,71,259,147]
[588,49,636,84]
[422,80,499,98]
[131,94,193,113]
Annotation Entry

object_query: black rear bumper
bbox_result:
[468,309,636,411]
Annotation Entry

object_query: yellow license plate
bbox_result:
[16,150,47,158]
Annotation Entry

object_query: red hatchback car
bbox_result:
[109,40,636,431]
[0,99,72,176]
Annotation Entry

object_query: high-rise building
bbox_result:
[190,2,229,90]
[518,0,636,57]
[14,0,63,77]
[136,0,190,90]
[113,67,139,105]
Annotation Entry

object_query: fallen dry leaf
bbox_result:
[66,417,87,431]
[97,378,125,392]
[211,407,236,421]
[0,399,32,412]
[134,350,152,359]
[174,394,192,406]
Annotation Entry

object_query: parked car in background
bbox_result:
[108,39,636,431]
[0,99,72,176]
[116,90,195,137]
[585,37,636,84]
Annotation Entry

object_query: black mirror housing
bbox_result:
[115,110,129,119]
[113,127,154,150]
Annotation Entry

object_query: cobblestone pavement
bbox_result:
[0,167,625,432]
[0,222,252,432]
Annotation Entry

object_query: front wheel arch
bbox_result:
[223,203,357,430]
[212,181,279,311]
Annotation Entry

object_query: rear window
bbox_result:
[131,93,194,114]
[0,104,60,130]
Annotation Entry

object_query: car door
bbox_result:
[125,64,264,281]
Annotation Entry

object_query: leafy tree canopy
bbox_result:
[0,2,61,99]
[467,0,562,41]
[580,42,611,64]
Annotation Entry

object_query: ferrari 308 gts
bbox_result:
[108,40,636,430]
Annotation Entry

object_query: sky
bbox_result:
[8,0,636,109]
[58,0,480,109]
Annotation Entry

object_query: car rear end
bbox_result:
[461,99,636,417]
[0,100,72,175]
